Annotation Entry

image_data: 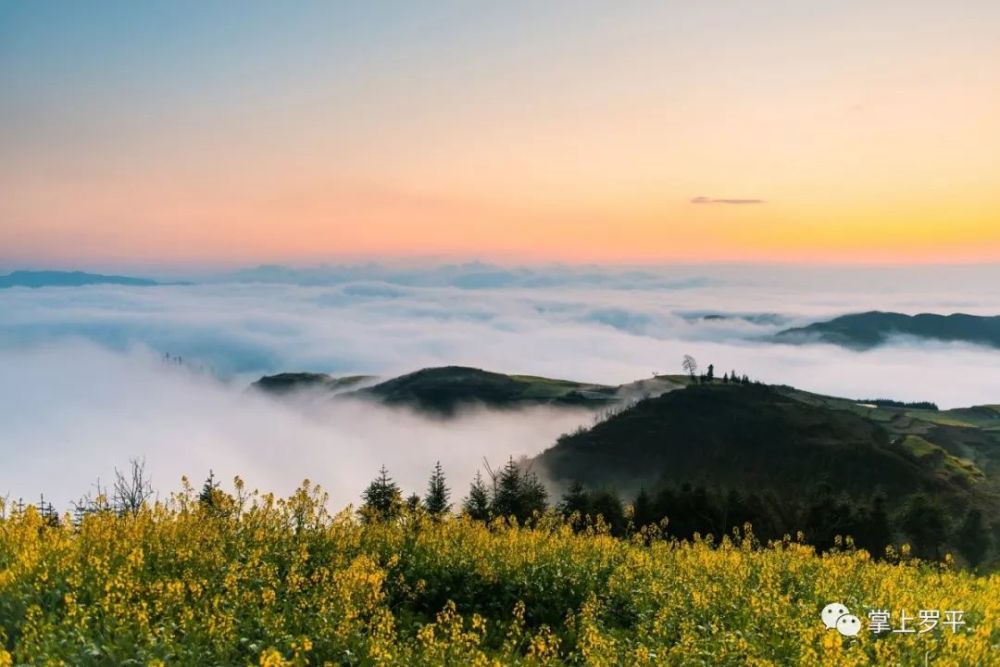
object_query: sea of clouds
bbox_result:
[2,262,1000,509]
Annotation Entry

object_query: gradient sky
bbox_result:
[2,1,998,266]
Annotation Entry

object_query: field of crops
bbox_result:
[1,481,997,666]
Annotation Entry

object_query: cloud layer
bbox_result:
[3,263,1000,508]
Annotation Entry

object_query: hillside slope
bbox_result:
[536,382,996,511]
[253,366,685,415]
[351,366,620,415]
[250,372,374,395]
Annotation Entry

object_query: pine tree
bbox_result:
[492,458,524,520]
[199,470,221,507]
[360,465,402,523]
[492,457,548,523]
[519,469,549,522]
[424,461,451,517]
[463,472,491,521]
[38,494,60,528]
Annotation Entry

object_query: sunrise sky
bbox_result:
[2,1,998,266]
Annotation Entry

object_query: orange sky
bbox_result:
[2,2,998,266]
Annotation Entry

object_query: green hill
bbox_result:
[535,382,998,513]
[252,366,685,415]
[250,372,374,395]
[351,366,620,415]
[775,311,1000,349]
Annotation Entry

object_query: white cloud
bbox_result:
[2,263,1000,508]
[0,343,592,509]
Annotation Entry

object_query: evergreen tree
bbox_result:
[492,458,548,523]
[706,364,715,382]
[360,465,402,523]
[424,461,451,517]
[199,470,221,508]
[462,472,491,521]
[521,470,549,521]
[38,494,60,528]
[492,458,523,519]
[955,508,990,568]
[722,372,730,383]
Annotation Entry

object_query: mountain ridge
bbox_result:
[0,270,162,288]
[775,311,1000,349]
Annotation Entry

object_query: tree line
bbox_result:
[354,461,994,569]
[8,456,992,570]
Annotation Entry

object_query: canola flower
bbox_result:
[0,480,997,666]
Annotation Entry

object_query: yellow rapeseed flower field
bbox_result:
[1,480,997,666]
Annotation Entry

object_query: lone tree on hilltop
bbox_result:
[682,355,698,378]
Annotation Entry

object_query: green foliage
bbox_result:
[424,461,451,516]
[357,366,615,415]
[491,458,547,524]
[462,472,491,521]
[538,382,996,521]
[956,508,991,568]
[899,494,948,560]
[360,465,403,523]
[2,483,998,665]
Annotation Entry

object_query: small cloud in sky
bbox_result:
[691,196,764,205]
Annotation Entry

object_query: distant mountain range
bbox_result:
[0,270,161,288]
[775,311,1000,350]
